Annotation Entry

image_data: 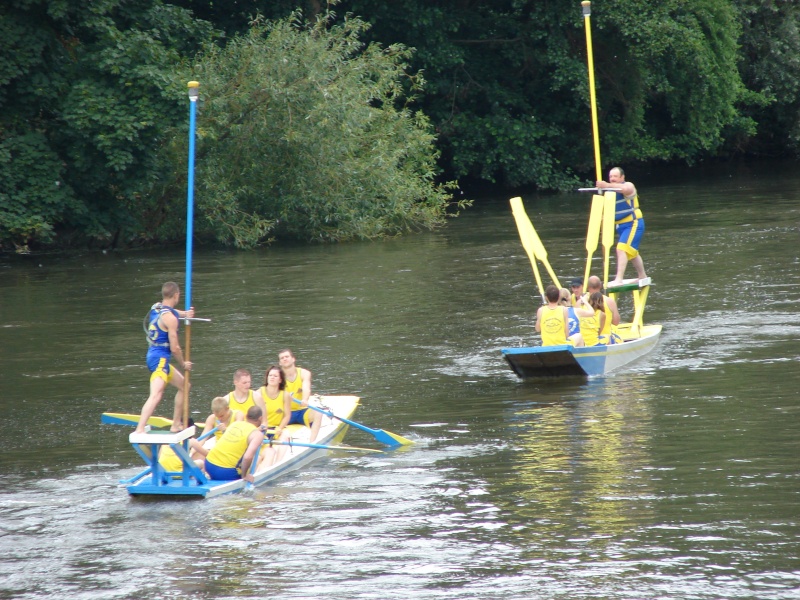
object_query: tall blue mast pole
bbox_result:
[183,80,199,427]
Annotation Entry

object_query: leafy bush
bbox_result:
[161,12,464,248]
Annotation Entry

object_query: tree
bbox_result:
[158,12,462,248]
[0,0,214,251]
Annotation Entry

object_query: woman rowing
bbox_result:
[253,365,293,469]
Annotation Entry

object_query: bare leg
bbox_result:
[257,445,276,470]
[631,254,647,279]
[308,413,322,443]
[135,377,167,434]
[168,371,188,432]
[610,248,628,286]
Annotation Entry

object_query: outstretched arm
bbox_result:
[241,430,266,483]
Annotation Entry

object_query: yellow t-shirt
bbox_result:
[258,386,288,428]
[228,390,255,419]
[540,306,568,346]
[206,421,257,469]
[579,310,602,347]
[284,368,305,400]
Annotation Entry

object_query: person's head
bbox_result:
[246,406,263,425]
[558,288,571,306]
[278,349,295,369]
[211,396,229,418]
[161,282,180,301]
[545,285,560,303]
[233,369,251,392]
[264,365,285,390]
[570,277,583,295]
[609,167,625,183]
[589,291,605,310]
[587,275,603,293]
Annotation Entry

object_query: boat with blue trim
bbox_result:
[118,395,360,499]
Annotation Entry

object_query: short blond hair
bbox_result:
[211,396,229,414]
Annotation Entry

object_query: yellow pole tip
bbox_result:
[581,1,591,6]
[187,81,199,88]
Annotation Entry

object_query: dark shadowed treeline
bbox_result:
[1,0,797,251]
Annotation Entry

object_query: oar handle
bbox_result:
[577,187,622,193]
[197,426,218,442]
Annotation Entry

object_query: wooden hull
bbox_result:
[502,324,662,378]
[126,395,359,499]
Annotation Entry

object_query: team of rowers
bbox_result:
[156,349,321,483]
[135,281,330,482]
[535,275,622,347]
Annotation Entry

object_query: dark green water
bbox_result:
[1,163,799,599]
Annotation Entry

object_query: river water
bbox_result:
[1,162,799,599]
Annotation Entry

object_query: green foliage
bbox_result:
[0,133,81,250]
[595,0,755,164]
[0,0,215,250]
[734,0,800,153]
[164,12,462,248]
[330,0,762,186]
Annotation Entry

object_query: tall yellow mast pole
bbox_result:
[582,1,602,182]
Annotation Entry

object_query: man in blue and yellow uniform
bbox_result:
[135,282,194,434]
[596,167,648,286]
[204,406,265,483]
[278,349,321,442]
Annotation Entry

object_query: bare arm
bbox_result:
[534,307,543,332]
[278,392,292,434]
[251,387,266,416]
[240,430,265,483]
[607,296,621,326]
[298,368,312,406]
[163,312,190,370]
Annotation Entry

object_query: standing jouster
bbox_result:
[595,167,647,286]
[135,282,194,434]
[134,81,208,434]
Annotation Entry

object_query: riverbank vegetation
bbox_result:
[2,0,798,251]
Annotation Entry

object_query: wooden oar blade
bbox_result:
[583,194,604,287]
[510,197,561,293]
[101,412,205,429]
[371,428,415,447]
[299,400,414,447]
[101,413,173,428]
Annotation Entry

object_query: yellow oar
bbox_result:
[510,197,561,299]
[101,412,205,429]
[601,191,616,286]
[583,194,603,290]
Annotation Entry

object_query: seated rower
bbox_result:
[254,365,293,469]
[227,368,266,421]
[536,285,586,347]
[204,407,265,483]
[559,288,580,340]
[202,396,244,443]
[576,291,615,346]
[586,275,620,339]
[279,349,322,443]
[157,435,207,473]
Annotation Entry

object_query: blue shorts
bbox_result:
[147,356,173,384]
[289,408,311,426]
[616,218,645,259]
[204,460,240,480]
